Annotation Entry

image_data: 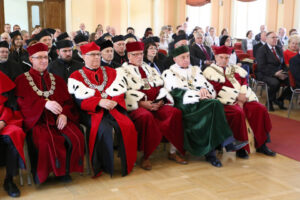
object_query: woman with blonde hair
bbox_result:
[283,35,300,67]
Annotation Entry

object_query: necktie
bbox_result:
[41,74,48,91]
[201,45,210,60]
[272,47,280,62]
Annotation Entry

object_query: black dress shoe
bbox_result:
[267,102,275,111]
[3,178,20,198]
[257,144,276,156]
[225,140,248,152]
[273,99,287,110]
[57,175,72,183]
[236,149,249,159]
[205,156,222,167]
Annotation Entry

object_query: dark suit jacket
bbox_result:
[256,44,286,80]
[255,33,261,41]
[76,30,89,38]
[189,43,214,69]
[253,42,264,59]
[289,53,300,88]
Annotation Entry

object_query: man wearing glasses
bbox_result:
[68,42,138,178]
[118,41,187,171]
[15,42,85,184]
[48,40,84,82]
[0,41,23,80]
[256,31,291,111]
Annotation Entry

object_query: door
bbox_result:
[44,0,66,32]
[27,1,44,35]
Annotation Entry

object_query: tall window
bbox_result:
[186,3,211,35]
[232,0,267,39]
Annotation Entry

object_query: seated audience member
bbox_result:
[9,31,29,65]
[68,42,137,177]
[118,41,187,170]
[190,32,214,70]
[162,46,247,167]
[256,32,291,111]
[124,33,137,44]
[0,71,26,198]
[255,25,267,41]
[76,23,89,38]
[204,27,219,47]
[159,30,169,53]
[112,35,128,66]
[283,35,300,67]
[56,32,71,42]
[143,40,166,74]
[15,43,85,184]
[219,28,228,42]
[0,41,23,79]
[48,40,84,82]
[72,34,89,64]
[0,32,11,44]
[165,32,189,69]
[34,29,58,62]
[219,35,241,66]
[204,45,276,159]
[277,27,288,48]
[289,41,300,88]
[20,30,30,49]
[242,30,256,53]
[253,31,267,59]
[289,28,298,36]
[99,40,121,69]
[4,24,11,34]
[127,27,135,35]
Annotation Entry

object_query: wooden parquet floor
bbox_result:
[0,97,300,200]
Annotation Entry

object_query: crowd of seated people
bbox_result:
[0,22,299,198]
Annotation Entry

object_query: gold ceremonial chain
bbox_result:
[24,72,56,98]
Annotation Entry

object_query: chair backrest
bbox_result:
[158,49,167,56]
[288,71,296,88]
[234,42,242,50]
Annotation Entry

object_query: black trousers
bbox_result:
[88,110,127,177]
[0,135,21,178]
[262,76,291,102]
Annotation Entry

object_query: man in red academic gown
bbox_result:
[117,41,187,170]
[203,45,276,159]
[0,71,25,197]
[68,42,137,177]
[15,43,84,184]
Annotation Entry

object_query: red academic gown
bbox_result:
[69,66,137,176]
[208,67,272,152]
[15,68,84,184]
[0,71,26,164]
[129,66,184,159]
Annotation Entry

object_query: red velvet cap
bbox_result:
[80,42,100,55]
[27,42,48,56]
[126,41,144,52]
[212,45,233,55]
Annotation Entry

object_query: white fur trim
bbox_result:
[203,65,226,83]
[183,90,200,104]
[68,78,95,99]
[125,90,145,111]
[156,87,174,105]
[105,68,127,97]
[217,86,239,105]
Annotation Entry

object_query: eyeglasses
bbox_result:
[60,49,73,53]
[31,56,49,60]
[86,53,101,57]
[268,36,279,39]
[148,47,157,51]
[0,51,9,54]
[130,52,143,57]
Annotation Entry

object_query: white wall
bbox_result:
[3,0,48,32]
[4,0,29,31]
